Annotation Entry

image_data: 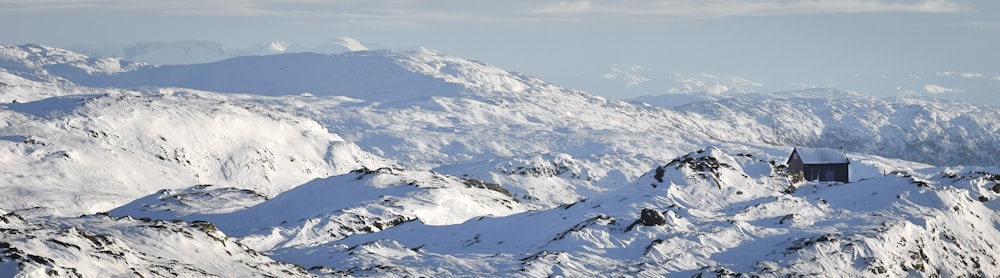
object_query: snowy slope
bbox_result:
[112,167,531,254]
[672,91,1000,166]
[0,44,144,84]
[43,45,718,204]
[196,148,998,277]
[0,68,110,104]
[0,89,388,216]
[0,209,310,277]
[12,146,991,276]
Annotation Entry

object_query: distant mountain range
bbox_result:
[65,37,377,66]
[626,71,1000,107]
[60,39,1000,106]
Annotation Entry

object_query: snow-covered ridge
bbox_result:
[182,148,997,276]
[672,92,1000,166]
[0,89,388,216]
[47,47,556,104]
[0,210,309,277]
[113,166,530,253]
[0,44,144,82]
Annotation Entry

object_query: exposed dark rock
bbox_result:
[639,208,666,226]
[778,214,797,225]
[653,166,665,183]
[461,178,513,198]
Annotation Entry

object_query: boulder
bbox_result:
[640,208,666,226]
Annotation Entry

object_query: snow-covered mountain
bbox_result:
[69,40,228,66]
[843,71,1000,105]
[1,209,311,277]
[669,90,1000,166]
[2,43,1000,276]
[86,149,1000,276]
[627,71,1000,107]
[0,44,144,88]
[260,148,999,277]
[0,90,388,216]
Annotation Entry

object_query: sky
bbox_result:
[0,0,997,99]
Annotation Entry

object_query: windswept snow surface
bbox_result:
[201,148,998,277]
[0,89,388,215]
[113,167,530,253]
[2,44,1000,276]
[0,209,310,277]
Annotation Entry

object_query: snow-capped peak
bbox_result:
[331,36,368,52]
[265,40,290,52]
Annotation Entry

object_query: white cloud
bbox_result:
[532,1,593,14]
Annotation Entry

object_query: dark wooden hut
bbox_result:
[787,147,850,183]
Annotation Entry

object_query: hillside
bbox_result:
[1,44,999,276]
[0,89,388,215]
[5,43,998,169]
[101,148,1000,276]
[671,91,1000,166]
[1,209,310,277]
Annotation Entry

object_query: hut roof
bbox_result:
[793,147,849,164]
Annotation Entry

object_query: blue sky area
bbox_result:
[1,0,997,98]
